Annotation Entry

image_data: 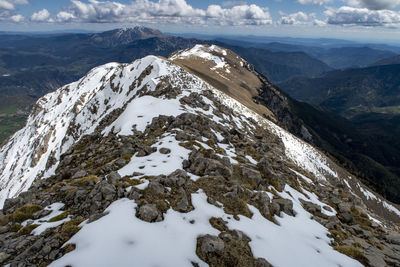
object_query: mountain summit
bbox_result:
[90,27,165,47]
[0,45,399,266]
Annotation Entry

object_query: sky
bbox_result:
[1,0,400,42]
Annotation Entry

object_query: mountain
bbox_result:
[371,55,400,66]
[278,64,400,118]
[0,45,399,266]
[0,28,332,143]
[278,64,400,203]
[315,47,397,69]
[214,43,333,83]
[206,37,398,70]
[90,27,165,48]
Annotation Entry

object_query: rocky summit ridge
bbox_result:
[0,45,399,266]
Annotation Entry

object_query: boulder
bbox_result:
[200,235,225,254]
[240,166,262,187]
[272,198,294,216]
[159,148,171,154]
[137,204,162,222]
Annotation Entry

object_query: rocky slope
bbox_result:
[0,45,399,266]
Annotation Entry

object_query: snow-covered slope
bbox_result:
[1,45,400,266]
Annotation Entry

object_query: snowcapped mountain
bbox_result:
[0,45,399,266]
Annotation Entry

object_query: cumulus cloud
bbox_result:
[279,11,310,24]
[346,0,400,10]
[30,8,51,22]
[10,13,24,22]
[297,0,332,5]
[0,0,28,21]
[325,6,400,26]
[55,0,272,26]
[0,0,28,10]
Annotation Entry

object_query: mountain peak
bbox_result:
[90,27,165,47]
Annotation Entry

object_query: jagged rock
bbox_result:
[257,157,273,177]
[252,191,271,217]
[231,229,247,241]
[148,180,165,194]
[364,246,386,267]
[240,166,262,187]
[272,198,294,216]
[159,148,171,154]
[3,198,20,214]
[300,199,321,214]
[114,158,126,168]
[200,235,225,254]
[340,212,354,224]
[163,169,189,187]
[99,182,117,201]
[386,233,400,245]
[137,204,162,222]
[176,188,189,212]
[106,171,122,184]
[71,169,87,179]
[32,208,52,220]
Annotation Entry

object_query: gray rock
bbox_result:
[114,158,126,168]
[200,235,225,254]
[300,200,321,214]
[100,182,116,201]
[106,171,122,184]
[164,169,189,187]
[340,212,353,224]
[41,245,51,255]
[72,170,87,179]
[159,147,171,154]
[231,230,247,241]
[138,204,162,222]
[272,198,294,216]
[148,180,165,194]
[176,188,189,212]
[386,233,400,245]
[364,246,386,267]
[240,166,262,187]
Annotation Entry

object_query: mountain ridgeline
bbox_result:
[0,45,399,266]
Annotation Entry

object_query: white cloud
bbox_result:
[279,11,309,25]
[56,11,76,22]
[0,0,28,11]
[30,8,50,22]
[297,0,332,5]
[0,0,28,21]
[55,0,272,26]
[10,13,24,22]
[325,6,400,26]
[222,1,247,7]
[346,0,400,10]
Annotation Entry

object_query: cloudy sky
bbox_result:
[1,0,400,41]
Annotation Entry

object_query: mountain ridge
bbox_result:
[0,45,399,266]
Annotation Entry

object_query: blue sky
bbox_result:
[1,0,400,42]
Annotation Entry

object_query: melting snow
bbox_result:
[118,134,191,177]
[51,189,361,267]
[22,202,70,235]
